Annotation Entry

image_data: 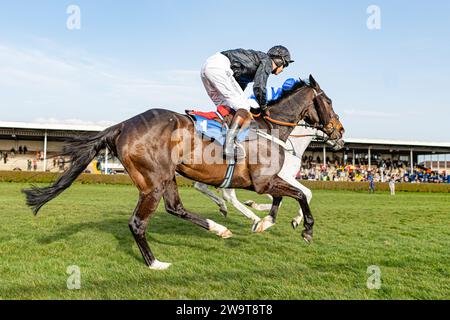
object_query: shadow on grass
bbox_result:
[36,213,246,264]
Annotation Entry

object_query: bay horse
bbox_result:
[23,75,344,270]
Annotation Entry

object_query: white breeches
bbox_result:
[201,52,258,111]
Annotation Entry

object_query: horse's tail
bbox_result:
[22,125,121,215]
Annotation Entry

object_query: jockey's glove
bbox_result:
[260,104,270,116]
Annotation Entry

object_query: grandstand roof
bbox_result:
[344,138,450,149]
[0,121,106,132]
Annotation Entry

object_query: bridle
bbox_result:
[251,87,342,145]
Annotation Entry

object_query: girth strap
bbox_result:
[219,159,236,189]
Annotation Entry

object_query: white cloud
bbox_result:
[0,42,210,123]
[32,117,115,127]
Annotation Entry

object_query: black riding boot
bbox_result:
[224,120,245,160]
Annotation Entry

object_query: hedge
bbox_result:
[299,180,450,193]
[0,171,194,188]
[1,171,449,193]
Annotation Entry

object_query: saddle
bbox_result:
[185,106,257,146]
[186,105,234,126]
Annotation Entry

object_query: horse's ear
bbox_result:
[309,74,319,89]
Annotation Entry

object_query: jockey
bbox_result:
[201,45,294,160]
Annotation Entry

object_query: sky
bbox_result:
[0,0,449,141]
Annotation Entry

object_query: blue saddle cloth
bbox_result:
[192,115,249,145]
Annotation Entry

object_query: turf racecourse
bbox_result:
[0,182,448,300]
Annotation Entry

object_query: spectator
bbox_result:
[23,145,28,154]
[389,176,396,195]
[58,157,65,171]
[368,173,375,193]
[3,152,7,164]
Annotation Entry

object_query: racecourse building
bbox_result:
[1,121,449,179]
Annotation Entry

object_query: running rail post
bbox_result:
[438,154,440,174]
[445,154,448,177]
[323,144,326,167]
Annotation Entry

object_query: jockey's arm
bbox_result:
[252,60,272,107]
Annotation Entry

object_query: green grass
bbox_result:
[0,182,449,300]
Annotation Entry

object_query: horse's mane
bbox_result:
[267,78,310,106]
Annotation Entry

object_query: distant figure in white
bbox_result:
[194,122,334,232]
[389,176,396,196]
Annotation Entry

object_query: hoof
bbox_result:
[302,231,313,244]
[252,216,275,233]
[149,259,172,270]
[291,219,300,230]
[219,208,228,218]
[207,219,232,239]
[220,229,233,239]
[292,213,303,230]
[244,200,255,207]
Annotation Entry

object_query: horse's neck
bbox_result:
[266,88,311,141]
[288,125,316,157]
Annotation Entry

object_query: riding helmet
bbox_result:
[267,45,294,68]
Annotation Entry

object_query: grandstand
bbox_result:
[1,121,449,182]
[0,121,115,174]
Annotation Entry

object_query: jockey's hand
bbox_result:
[260,105,270,117]
[250,107,260,115]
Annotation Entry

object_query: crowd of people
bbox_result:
[298,156,449,184]
[0,147,67,172]
[1,146,30,164]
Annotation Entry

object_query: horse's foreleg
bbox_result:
[291,184,312,230]
[252,197,282,233]
[267,177,314,242]
[244,194,277,211]
[194,182,228,217]
[222,189,261,225]
[165,179,232,238]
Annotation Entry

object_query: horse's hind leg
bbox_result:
[129,187,171,270]
[221,189,261,225]
[164,178,232,238]
[194,182,228,217]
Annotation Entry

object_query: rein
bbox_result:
[251,88,325,128]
